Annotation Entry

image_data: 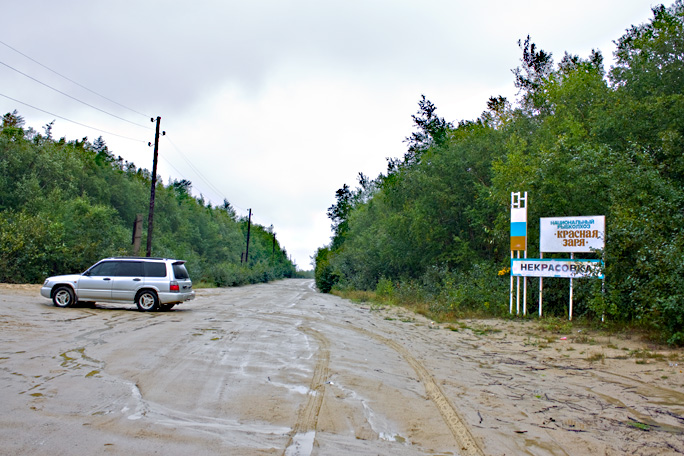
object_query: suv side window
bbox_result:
[117,261,144,277]
[144,262,167,278]
[88,261,118,277]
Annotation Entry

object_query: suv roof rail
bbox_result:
[105,257,170,260]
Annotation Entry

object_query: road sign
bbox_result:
[511,258,604,279]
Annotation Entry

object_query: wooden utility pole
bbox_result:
[244,209,252,264]
[146,116,163,257]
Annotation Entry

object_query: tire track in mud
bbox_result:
[345,324,485,456]
[256,286,483,455]
[282,325,331,456]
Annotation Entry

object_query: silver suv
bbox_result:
[41,257,195,311]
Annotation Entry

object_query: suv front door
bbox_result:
[78,261,117,300]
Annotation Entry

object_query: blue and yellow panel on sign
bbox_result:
[510,196,527,251]
[510,221,527,251]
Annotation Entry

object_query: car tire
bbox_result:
[52,286,75,308]
[136,290,159,312]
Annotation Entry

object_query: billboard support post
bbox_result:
[569,252,574,321]
[539,253,543,317]
[509,251,513,314]
[510,192,528,315]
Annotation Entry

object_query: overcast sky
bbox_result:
[1,0,659,269]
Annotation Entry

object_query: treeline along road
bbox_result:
[1,280,683,455]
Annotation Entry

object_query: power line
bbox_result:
[0,90,248,218]
[157,154,187,181]
[1,91,225,210]
[163,137,257,220]
[165,137,232,204]
[154,150,224,208]
[0,39,150,119]
[0,43,257,220]
[0,59,151,129]
[0,92,147,143]
[0,89,261,226]
[155,151,248,215]
[0,43,267,227]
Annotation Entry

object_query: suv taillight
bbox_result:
[170,281,180,292]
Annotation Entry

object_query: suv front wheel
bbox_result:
[53,286,75,308]
[136,290,159,312]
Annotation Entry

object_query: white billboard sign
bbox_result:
[511,258,604,279]
[540,216,605,253]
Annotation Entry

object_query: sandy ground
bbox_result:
[1,280,683,455]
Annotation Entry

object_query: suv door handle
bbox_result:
[133,278,141,281]
[103,278,111,281]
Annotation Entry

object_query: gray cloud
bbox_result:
[0,0,658,267]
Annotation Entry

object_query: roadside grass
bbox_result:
[192,280,216,289]
[586,352,606,363]
[336,289,375,304]
[331,287,684,358]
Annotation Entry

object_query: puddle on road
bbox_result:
[284,431,315,456]
[124,382,147,420]
[269,380,310,396]
[116,377,293,449]
[592,388,684,434]
[333,381,410,445]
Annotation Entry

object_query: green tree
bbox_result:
[403,95,453,165]
[326,183,353,250]
[607,1,684,181]
[0,111,297,285]
[512,36,554,113]
[315,1,684,343]
[1,110,25,141]
[611,1,684,98]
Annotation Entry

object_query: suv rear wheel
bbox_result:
[136,290,159,312]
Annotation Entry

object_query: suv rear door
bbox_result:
[143,261,168,290]
[111,261,144,302]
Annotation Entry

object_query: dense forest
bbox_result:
[315,2,684,344]
[0,113,297,286]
